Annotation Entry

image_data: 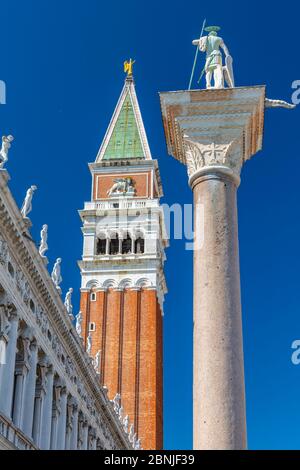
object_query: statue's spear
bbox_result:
[188,18,206,90]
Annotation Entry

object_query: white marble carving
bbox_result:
[107,178,136,198]
[86,332,92,356]
[21,185,37,219]
[0,236,8,265]
[135,439,141,450]
[75,311,83,337]
[93,350,101,374]
[184,137,235,178]
[51,258,62,293]
[265,98,296,109]
[0,135,14,169]
[112,393,121,414]
[39,225,48,259]
[123,415,129,434]
[128,424,135,443]
[64,288,74,319]
[118,406,124,422]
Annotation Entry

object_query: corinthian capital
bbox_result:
[183,136,243,185]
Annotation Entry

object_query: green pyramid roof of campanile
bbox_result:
[96,77,152,162]
[103,93,144,160]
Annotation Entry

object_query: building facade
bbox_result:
[0,167,132,450]
[79,74,168,450]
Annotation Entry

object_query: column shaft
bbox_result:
[0,316,18,418]
[193,173,247,450]
[12,371,26,428]
[50,414,59,450]
[70,407,79,450]
[21,344,38,436]
[40,367,54,450]
[32,396,43,447]
[56,391,67,449]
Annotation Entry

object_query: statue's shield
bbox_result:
[223,55,235,88]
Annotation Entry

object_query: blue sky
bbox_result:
[0,0,299,450]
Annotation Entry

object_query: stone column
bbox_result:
[88,428,97,450]
[12,366,27,428]
[32,363,47,447]
[32,395,43,446]
[118,235,122,254]
[70,403,79,450]
[56,387,67,449]
[21,340,38,437]
[0,309,19,418]
[40,364,54,450]
[159,86,267,450]
[131,236,135,254]
[191,166,246,449]
[82,420,89,450]
[13,333,32,429]
[105,237,110,255]
[65,397,75,450]
[50,380,61,450]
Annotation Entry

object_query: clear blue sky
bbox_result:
[0,0,299,450]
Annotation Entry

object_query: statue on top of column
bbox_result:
[192,25,234,89]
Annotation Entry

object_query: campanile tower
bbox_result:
[78,69,167,450]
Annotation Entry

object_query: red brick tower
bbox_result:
[78,70,167,450]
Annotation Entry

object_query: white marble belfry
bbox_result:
[160,86,292,450]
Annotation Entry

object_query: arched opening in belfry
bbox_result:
[135,235,145,254]
[122,233,132,254]
[109,234,119,255]
[96,237,106,255]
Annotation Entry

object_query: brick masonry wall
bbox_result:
[80,287,163,450]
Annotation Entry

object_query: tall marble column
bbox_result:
[40,363,54,450]
[159,86,267,450]
[0,307,19,418]
[21,339,38,437]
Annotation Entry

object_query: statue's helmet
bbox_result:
[205,25,221,36]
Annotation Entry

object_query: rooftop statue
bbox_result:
[39,224,48,259]
[75,311,83,337]
[124,58,135,77]
[192,25,234,89]
[51,258,62,293]
[0,135,14,169]
[21,185,37,219]
[64,288,74,319]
